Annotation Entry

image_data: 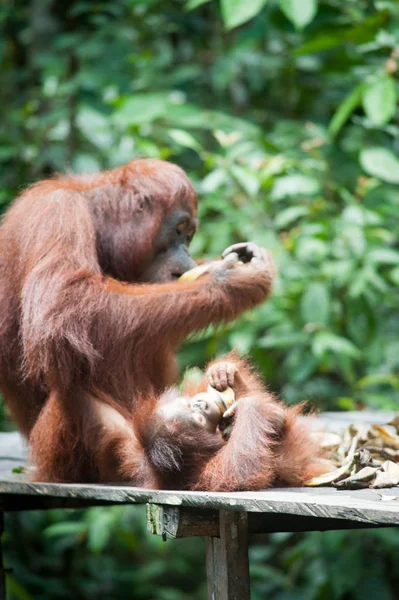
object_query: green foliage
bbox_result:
[4,507,207,599]
[5,509,399,600]
[362,76,397,126]
[1,0,399,598]
[221,0,269,29]
[280,0,318,30]
[360,147,399,183]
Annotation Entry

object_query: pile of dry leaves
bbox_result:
[308,416,399,490]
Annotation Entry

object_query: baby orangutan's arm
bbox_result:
[205,358,286,441]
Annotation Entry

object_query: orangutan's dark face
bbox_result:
[157,392,222,433]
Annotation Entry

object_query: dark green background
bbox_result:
[1,0,399,598]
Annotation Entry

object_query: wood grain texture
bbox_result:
[206,510,250,600]
[147,505,219,538]
[147,508,393,539]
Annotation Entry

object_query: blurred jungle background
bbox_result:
[1,0,399,598]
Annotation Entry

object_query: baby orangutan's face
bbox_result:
[158,392,223,433]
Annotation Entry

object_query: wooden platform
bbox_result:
[1,412,399,600]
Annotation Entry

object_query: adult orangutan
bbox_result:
[0,158,277,485]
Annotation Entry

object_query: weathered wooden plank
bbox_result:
[316,410,396,430]
[147,507,394,540]
[0,432,27,478]
[206,511,250,600]
[0,432,27,462]
[1,481,399,526]
[147,505,219,539]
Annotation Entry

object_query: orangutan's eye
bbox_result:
[192,412,207,427]
[176,222,186,236]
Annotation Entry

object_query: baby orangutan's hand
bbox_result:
[207,361,238,392]
[222,401,239,420]
[207,361,250,399]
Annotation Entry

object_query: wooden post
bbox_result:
[0,512,5,600]
[205,510,250,600]
[147,504,219,539]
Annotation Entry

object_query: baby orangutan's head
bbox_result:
[149,389,227,488]
[157,390,223,433]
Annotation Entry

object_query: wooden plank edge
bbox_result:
[1,483,399,526]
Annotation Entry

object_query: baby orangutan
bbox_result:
[135,355,327,491]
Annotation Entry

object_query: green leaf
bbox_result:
[312,332,361,359]
[390,266,399,285]
[44,522,88,537]
[368,248,399,265]
[300,283,330,325]
[76,108,112,148]
[357,373,399,389]
[346,297,376,347]
[295,10,389,55]
[329,83,364,138]
[360,147,399,184]
[290,355,318,384]
[385,341,399,369]
[271,174,320,200]
[0,146,17,161]
[349,267,375,297]
[280,0,317,30]
[221,0,268,30]
[114,94,169,126]
[168,129,202,151]
[6,576,33,600]
[230,165,260,196]
[296,238,328,263]
[367,267,388,293]
[201,168,228,193]
[275,206,309,229]
[186,0,211,9]
[259,332,307,349]
[362,76,397,126]
[11,466,25,474]
[229,330,255,353]
[87,511,115,552]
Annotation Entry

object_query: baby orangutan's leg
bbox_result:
[199,356,327,489]
[273,404,329,486]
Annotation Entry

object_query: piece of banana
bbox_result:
[191,386,235,420]
[179,253,242,282]
[206,385,235,414]
[178,262,218,282]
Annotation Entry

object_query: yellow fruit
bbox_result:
[179,263,214,282]
[191,386,235,418]
[206,385,235,413]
